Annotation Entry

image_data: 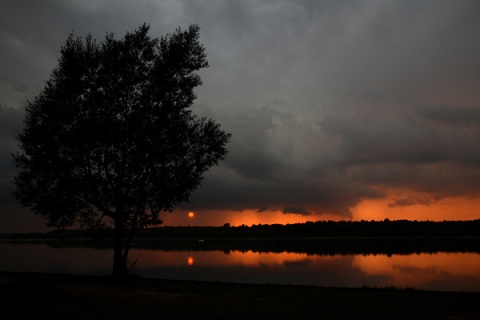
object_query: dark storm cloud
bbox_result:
[320,107,480,167]
[282,207,312,216]
[1,0,480,231]
[317,102,480,203]
[387,196,432,208]
[0,106,24,204]
[418,106,480,129]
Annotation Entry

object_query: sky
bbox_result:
[1,0,480,232]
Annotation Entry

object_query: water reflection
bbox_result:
[0,242,111,275]
[131,249,480,291]
[352,253,480,291]
[1,242,479,292]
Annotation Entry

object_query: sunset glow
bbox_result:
[2,1,480,233]
[165,198,480,227]
[351,188,480,222]
[163,208,345,227]
[2,2,480,313]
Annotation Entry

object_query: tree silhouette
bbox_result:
[13,24,230,277]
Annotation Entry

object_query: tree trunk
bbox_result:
[122,225,136,272]
[113,217,128,278]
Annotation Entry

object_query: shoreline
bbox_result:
[1,271,478,319]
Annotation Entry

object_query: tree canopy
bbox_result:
[13,24,230,276]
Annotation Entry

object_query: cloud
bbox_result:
[1,0,480,230]
[418,106,480,129]
[387,197,433,208]
[0,106,25,204]
[257,207,268,213]
[282,207,312,216]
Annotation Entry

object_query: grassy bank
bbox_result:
[0,272,478,320]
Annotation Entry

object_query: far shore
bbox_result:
[0,271,478,320]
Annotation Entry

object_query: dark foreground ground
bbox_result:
[0,272,478,320]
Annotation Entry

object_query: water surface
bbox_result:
[1,242,479,292]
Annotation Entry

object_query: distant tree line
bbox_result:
[8,233,480,256]
[5,220,480,255]
[6,219,480,240]
[132,237,480,255]
[147,219,480,239]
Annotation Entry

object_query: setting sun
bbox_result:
[188,211,195,218]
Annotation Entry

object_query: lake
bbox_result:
[1,241,479,292]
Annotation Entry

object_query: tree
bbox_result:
[13,24,231,277]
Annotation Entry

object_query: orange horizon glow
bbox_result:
[162,208,348,227]
[157,188,480,227]
[162,200,480,227]
[351,188,480,222]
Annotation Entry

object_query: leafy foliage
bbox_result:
[13,24,230,275]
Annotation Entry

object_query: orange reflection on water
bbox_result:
[133,249,316,267]
[218,251,311,266]
[352,253,480,288]
[129,248,480,290]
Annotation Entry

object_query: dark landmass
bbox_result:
[4,219,480,240]
[3,220,480,256]
[2,221,479,318]
[0,272,478,320]
[16,236,477,257]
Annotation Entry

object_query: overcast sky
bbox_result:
[1,0,480,231]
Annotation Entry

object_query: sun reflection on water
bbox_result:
[3,242,477,291]
[130,249,480,291]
